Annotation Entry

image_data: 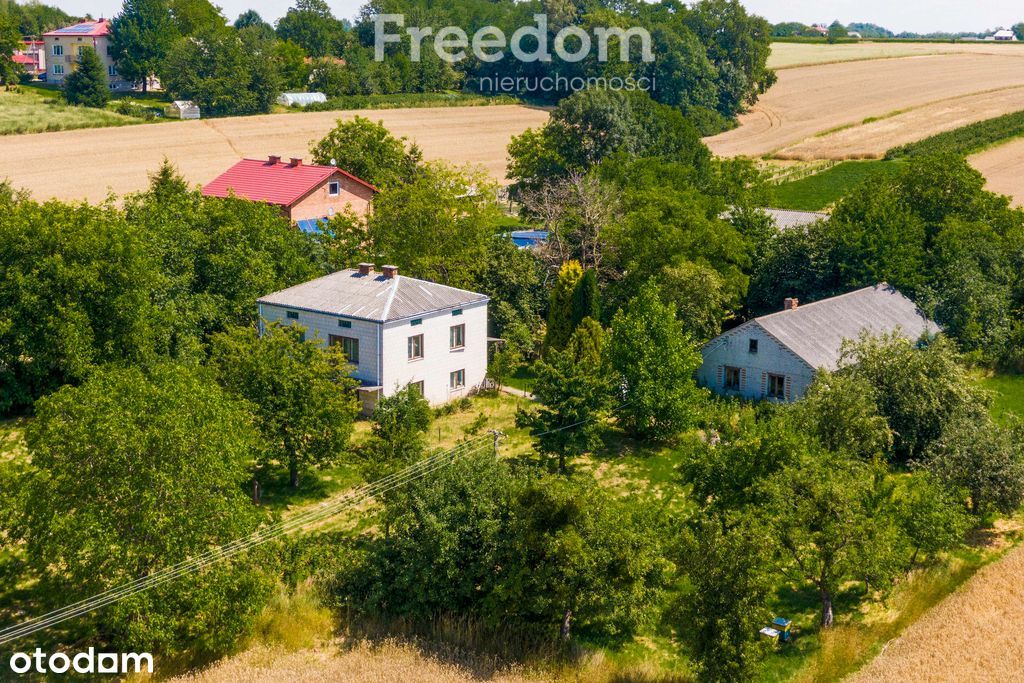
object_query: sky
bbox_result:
[55,0,1023,35]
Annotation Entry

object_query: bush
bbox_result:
[113,99,157,119]
[886,111,1024,159]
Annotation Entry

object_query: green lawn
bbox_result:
[976,373,1024,424]
[0,85,146,135]
[766,160,903,210]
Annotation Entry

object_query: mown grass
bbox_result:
[286,91,522,114]
[976,372,1024,424]
[766,160,903,210]
[0,86,141,135]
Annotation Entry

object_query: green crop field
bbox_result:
[767,160,903,210]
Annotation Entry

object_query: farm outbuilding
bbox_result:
[277,92,328,107]
[166,101,200,119]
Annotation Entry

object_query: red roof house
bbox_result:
[42,19,112,37]
[202,156,378,229]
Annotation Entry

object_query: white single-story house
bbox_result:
[987,29,1018,41]
[277,92,328,106]
[698,284,939,402]
[166,100,200,119]
[257,263,489,412]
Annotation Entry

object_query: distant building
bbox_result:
[42,19,141,90]
[202,156,378,228]
[14,40,46,78]
[165,100,200,119]
[762,208,830,231]
[698,284,939,402]
[987,29,1018,41]
[277,92,327,107]
[258,264,490,411]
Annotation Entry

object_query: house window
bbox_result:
[53,64,64,75]
[725,366,741,391]
[748,338,759,354]
[767,374,786,399]
[411,318,422,326]
[408,334,424,360]
[450,369,465,390]
[286,311,299,320]
[338,319,352,328]
[329,334,359,364]
[327,181,340,196]
[450,324,465,349]
[452,309,462,316]
[52,44,63,56]
[409,381,424,396]
[107,65,116,76]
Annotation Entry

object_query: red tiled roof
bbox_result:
[43,20,111,37]
[202,158,377,207]
[13,54,35,65]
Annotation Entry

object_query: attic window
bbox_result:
[411,318,422,326]
[748,338,758,354]
[286,311,299,320]
[338,319,352,328]
[328,181,340,196]
[452,309,463,316]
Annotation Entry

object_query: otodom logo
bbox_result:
[8,648,153,676]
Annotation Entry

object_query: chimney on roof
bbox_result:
[289,157,303,167]
[268,155,281,164]
[783,297,799,311]
[382,265,399,279]
[357,262,374,276]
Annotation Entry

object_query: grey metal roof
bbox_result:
[257,269,488,322]
[748,284,938,370]
[763,208,830,231]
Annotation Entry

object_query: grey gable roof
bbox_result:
[763,208,830,231]
[750,284,939,370]
[711,284,939,371]
[257,269,488,322]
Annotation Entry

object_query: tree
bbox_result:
[5,364,273,655]
[0,13,22,87]
[900,473,970,566]
[274,39,311,91]
[658,259,734,342]
[681,517,773,682]
[1014,22,1024,41]
[607,282,706,441]
[570,268,600,329]
[838,333,988,463]
[276,0,341,58]
[520,319,611,472]
[368,163,502,288]
[826,20,848,43]
[110,0,178,93]
[543,260,584,355]
[161,25,280,116]
[795,371,893,461]
[234,9,274,39]
[925,413,1024,516]
[210,323,359,489]
[167,0,225,36]
[365,384,433,472]
[63,46,110,107]
[310,116,423,188]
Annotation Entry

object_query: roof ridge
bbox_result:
[381,275,400,320]
[756,283,887,324]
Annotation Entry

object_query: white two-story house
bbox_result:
[698,283,939,402]
[257,264,489,412]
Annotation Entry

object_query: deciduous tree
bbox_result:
[310,115,423,188]
[110,0,178,93]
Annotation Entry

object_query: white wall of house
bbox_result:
[698,322,815,402]
[381,301,488,406]
[258,298,488,407]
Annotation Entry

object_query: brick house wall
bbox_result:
[287,174,375,221]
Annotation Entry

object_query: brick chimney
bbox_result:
[783,297,799,311]
[357,262,373,276]
[289,157,303,167]
[268,155,281,164]
[382,265,399,279]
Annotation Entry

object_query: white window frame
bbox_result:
[327,181,340,196]
[53,64,64,75]
[107,64,116,76]
[408,334,424,360]
[767,373,786,400]
[52,44,63,57]
[450,369,466,390]
[449,323,465,350]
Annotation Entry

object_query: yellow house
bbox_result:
[42,19,145,91]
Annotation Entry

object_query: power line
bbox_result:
[0,436,494,647]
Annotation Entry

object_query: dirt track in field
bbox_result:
[705,53,1024,160]
[0,105,549,202]
[970,137,1024,207]
[848,544,1024,682]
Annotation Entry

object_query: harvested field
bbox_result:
[768,41,1024,69]
[0,105,549,203]
[970,137,1024,207]
[848,543,1024,682]
[705,53,1024,160]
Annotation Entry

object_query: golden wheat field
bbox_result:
[849,544,1024,682]
[0,105,549,203]
[766,41,1024,69]
[970,137,1024,207]
[705,52,1024,160]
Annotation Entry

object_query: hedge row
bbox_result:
[886,110,1024,159]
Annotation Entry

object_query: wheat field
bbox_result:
[849,544,1024,682]
[706,52,1024,160]
[970,137,1024,207]
[0,105,549,203]
[767,41,1024,69]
